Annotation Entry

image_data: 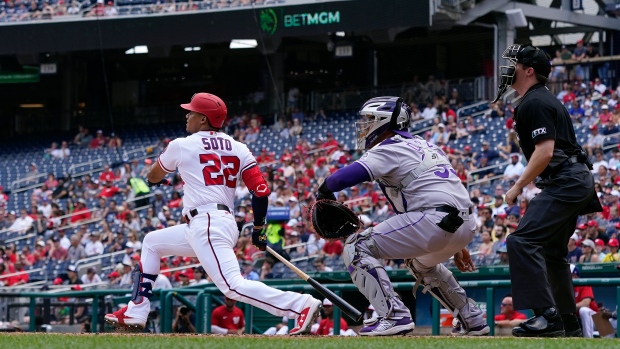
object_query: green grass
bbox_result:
[0,334,616,349]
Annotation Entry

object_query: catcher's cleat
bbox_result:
[451,318,490,336]
[289,298,322,335]
[359,317,415,336]
[105,306,146,332]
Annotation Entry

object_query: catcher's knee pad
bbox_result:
[406,259,483,330]
[343,228,399,318]
[131,263,157,305]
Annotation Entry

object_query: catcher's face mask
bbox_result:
[355,97,409,150]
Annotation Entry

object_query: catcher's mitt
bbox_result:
[311,199,362,240]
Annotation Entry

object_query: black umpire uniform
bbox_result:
[507,83,601,322]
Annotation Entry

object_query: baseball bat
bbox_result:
[266,246,362,321]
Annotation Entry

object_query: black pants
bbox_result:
[506,163,595,314]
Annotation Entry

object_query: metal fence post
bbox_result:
[486,287,495,336]
[431,298,440,335]
[91,296,99,333]
[244,303,252,334]
[205,293,213,334]
[29,297,36,332]
[164,292,175,333]
[333,289,341,335]
[195,291,205,334]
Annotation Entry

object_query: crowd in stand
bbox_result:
[0,0,282,22]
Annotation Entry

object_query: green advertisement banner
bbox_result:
[0,66,40,84]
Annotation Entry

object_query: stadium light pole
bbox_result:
[473,22,498,100]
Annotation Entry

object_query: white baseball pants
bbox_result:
[125,209,311,321]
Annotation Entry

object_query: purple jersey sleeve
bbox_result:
[325,163,371,192]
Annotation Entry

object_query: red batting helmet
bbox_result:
[181,93,227,128]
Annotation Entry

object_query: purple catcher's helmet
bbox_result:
[355,96,410,150]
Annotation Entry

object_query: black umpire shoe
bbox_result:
[512,306,565,337]
[562,313,583,337]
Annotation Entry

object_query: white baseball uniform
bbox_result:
[124,131,312,322]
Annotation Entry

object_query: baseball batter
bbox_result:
[105,93,322,334]
[317,97,489,336]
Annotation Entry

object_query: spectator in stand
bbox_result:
[593,77,607,95]
[99,165,115,182]
[322,132,339,153]
[87,0,106,16]
[313,257,333,272]
[67,1,80,14]
[567,233,582,263]
[32,240,48,262]
[168,191,182,208]
[502,154,525,182]
[601,119,619,136]
[70,199,91,224]
[25,162,40,184]
[580,109,597,129]
[578,239,600,263]
[193,266,209,285]
[242,260,259,281]
[58,141,71,159]
[7,261,28,286]
[599,104,613,125]
[568,100,585,123]
[211,297,245,335]
[9,208,34,233]
[570,264,599,338]
[81,267,103,284]
[601,238,619,262]
[151,189,167,214]
[260,258,275,280]
[89,130,107,148]
[49,236,68,261]
[84,232,104,257]
[409,103,422,122]
[431,123,450,145]
[99,180,120,198]
[455,121,469,139]
[591,151,608,175]
[585,125,605,156]
[256,149,274,164]
[421,101,437,120]
[20,245,35,266]
[141,216,157,235]
[494,244,509,265]
[67,235,87,262]
[315,298,356,336]
[494,295,526,328]
[104,1,117,16]
[477,230,494,256]
[70,178,87,199]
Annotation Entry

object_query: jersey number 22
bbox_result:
[199,154,240,188]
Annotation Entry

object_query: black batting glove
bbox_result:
[147,179,171,187]
[317,180,336,201]
[252,226,267,251]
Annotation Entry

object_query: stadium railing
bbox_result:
[5,277,618,336]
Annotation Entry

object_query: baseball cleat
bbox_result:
[104,306,146,332]
[289,298,322,335]
[451,319,490,336]
[359,317,415,336]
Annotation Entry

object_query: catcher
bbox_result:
[314,96,489,336]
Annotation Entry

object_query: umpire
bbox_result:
[494,44,601,337]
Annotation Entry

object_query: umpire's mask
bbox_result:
[492,43,551,103]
